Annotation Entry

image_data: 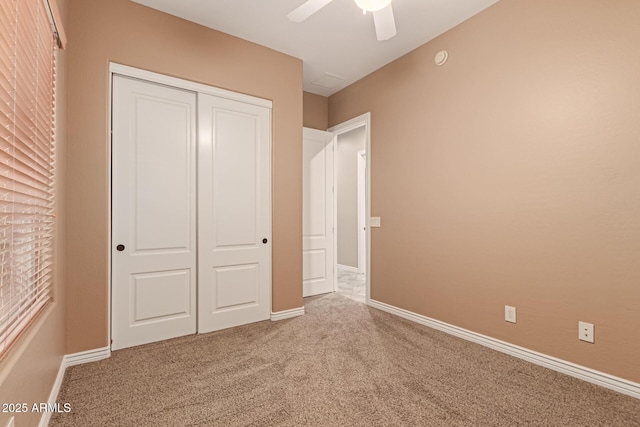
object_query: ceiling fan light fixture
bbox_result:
[354,0,392,12]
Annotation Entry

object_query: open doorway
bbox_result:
[329,113,371,304]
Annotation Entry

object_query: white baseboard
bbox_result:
[337,264,360,273]
[368,299,640,400]
[271,306,305,321]
[64,346,111,368]
[38,356,67,427]
[39,346,111,426]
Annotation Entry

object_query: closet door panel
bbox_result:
[198,94,271,333]
[111,75,197,350]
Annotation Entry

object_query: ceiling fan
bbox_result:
[288,0,397,41]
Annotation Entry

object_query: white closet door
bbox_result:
[302,128,334,297]
[198,94,271,333]
[111,76,197,350]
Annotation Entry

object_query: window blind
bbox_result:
[0,0,57,358]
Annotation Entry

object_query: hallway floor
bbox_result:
[335,265,366,303]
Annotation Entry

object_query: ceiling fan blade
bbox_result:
[373,4,397,41]
[287,0,334,23]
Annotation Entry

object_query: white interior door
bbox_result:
[302,128,334,297]
[111,75,197,350]
[198,94,271,333]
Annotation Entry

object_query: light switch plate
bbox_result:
[370,217,381,227]
[505,305,516,323]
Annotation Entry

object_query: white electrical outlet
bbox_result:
[505,305,516,323]
[370,217,381,227]
[579,321,594,343]
[6,416,15,427]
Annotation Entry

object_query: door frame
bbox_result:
[328,113,371,303]
[357,149,366,275]
[108,63,273,349]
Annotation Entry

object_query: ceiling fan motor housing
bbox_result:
[354,0,392,12]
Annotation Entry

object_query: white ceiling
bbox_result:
[131,0,500,96]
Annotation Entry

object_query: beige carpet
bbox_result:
[51,294,639,426]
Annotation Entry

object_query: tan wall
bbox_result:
[329,0,640,382]
[303,91,329,130]
[0,0,68,424]
[65,0,303,353]
[337,127,366,267]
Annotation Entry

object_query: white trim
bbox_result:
[331,133,338,294]
[368,299,640,400]
[38,356,67,427]
[271,307,305,321]
[267,109,274,328]
[328,114,371,135]
[356,149,366,275]
[337,264,360,273]
[109,63,272,108]
[39,347,111,427]
[107,67,114,354]
[64,346,111,368]
[328,113,371,304]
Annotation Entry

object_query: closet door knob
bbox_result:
[116,244,125,252]
[262,238,268,244]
